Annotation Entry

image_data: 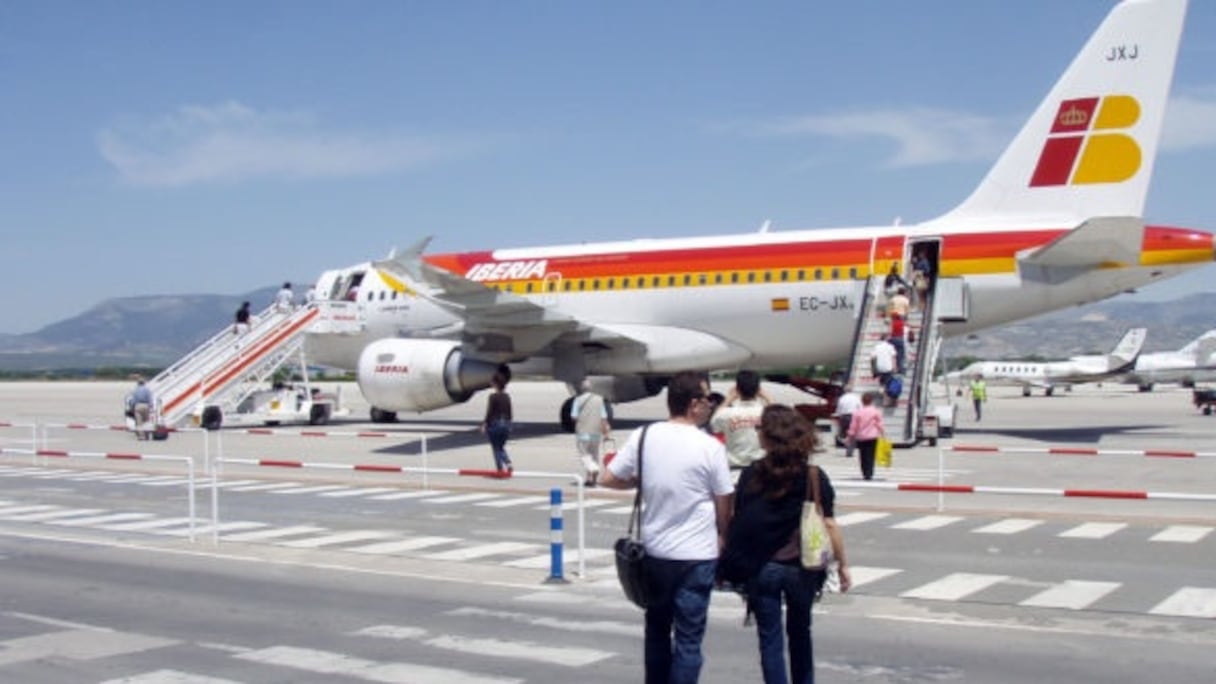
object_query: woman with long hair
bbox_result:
[724,404,852,684]
[480,365,513,473]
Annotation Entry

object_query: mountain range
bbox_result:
[0,287,1212,371]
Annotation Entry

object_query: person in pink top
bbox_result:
[846,392,886,481]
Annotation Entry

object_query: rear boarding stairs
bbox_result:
[842,274,968,447]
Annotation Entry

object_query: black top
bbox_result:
[719,464,835,581]
[235,306,251,324]
[484,390,512,424]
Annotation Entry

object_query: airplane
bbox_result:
[1121,329,1216,391]
[297,0,1212,426]
[945,328,1148,396]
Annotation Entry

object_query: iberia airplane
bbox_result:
[303,0,1212,424]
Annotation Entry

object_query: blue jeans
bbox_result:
[486,420,511,470]
[643,558,717,684]
[751,562,822,684]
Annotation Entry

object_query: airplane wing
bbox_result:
[1019,217,1144,269]
[373,240,751,369]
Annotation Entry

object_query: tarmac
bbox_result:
[1,378,1214,523]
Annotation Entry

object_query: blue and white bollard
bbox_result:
[545,487,569,584]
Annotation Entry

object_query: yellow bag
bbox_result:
[876,436,893,467]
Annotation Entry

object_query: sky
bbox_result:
[2,0,1214,334]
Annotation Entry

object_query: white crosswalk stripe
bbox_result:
[1150,525,1213,543]
[269,485,351,495]
[503,548,614,569]
[846,566,903,589]
[235,645,522,684]
[50,512,157,527]
[161,521,268,537]
[221,525,329,542]
[901,572,1009,601]
[891,515,963,531]
[973,518,1043,535]
[320,487,399,498]
[834,511,891,526]
[1149,587,1216,618]
[1019,580,1121,610]
[102,517,201,532]
[421,492,502,504]
[224,482,305,492]
[2,507,106,522]
[368,489,451,501]
[421,541,538,561]
[355,622,615,666]
[278,530,399,549]
[99,669,245,683]
[475,495,551,508]
[535,499,620,512]
[346,536,462,554]
[1058,522,1127,539]
[0,504,71,516]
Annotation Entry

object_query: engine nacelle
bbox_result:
[357,339,500,413]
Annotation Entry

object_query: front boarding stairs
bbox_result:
[151,304,322,428]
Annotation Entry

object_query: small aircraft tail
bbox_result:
[1187,331,1216,364]
[1107,327,1148,370]
[935,0,1188,225]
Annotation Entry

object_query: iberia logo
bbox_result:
[1029,95,1141,187]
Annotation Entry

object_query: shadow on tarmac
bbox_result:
[953,423,1165,444]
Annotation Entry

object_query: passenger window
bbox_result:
[731,273,739,284]
[831,268,839,280]
[747,272,756,283]
[667,276,675,287]
[849,267,858,279]
[683,274,691,286]
[526,283,534,293]
[607,278,615,289]
[814,269,822,280]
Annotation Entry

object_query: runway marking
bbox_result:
[834,511,891,527]
[597,506,635,515]
[198,480,262,489]
[161,522,268,537]
[973,518,1043,535]
[0,628,178,667]
[502,548,614,569]
[355,623,615,667]
[1058,522,1127,539]
[901,572,1009,601]
[421,541,538,561]
[235,645,521,684]
[0,505,61,517]
[221,525,329,542]
[321,487,398,498]
[347,536,462,554]
[1,507,105,522]
[844,566,903,589]
[367,490,451,501]
[99,670,245,684]
[1150,525,1212,543]
[135,477,194,487]
[891,515,963,531]
[1149,587,1216,618]
[278,530,398,549]
[1019,580,1121,610]
[475,495,551,508]
[421,492,502,504]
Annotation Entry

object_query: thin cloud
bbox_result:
[1161,94,1216,151]
[98,101,477,186]
[757,107,1012,168]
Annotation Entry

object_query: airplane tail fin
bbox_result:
[1107,327,1148,369]
[934,0,1188,225]
[1189,331,1216,364]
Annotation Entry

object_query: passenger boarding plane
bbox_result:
[946,328,1148,396]
[301,0,1211,424]
[1121,329,1216,391]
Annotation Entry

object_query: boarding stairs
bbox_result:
[149,304,323,429]
[843,278,945,446]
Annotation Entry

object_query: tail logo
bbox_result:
[1029,95,1141,187]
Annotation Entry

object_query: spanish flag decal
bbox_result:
[771,298,790,312]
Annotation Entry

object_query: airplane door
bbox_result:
[541,273,562,307]
[870,235,906,280]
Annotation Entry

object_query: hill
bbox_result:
[0,287,1213,372]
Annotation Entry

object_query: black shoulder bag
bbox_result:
[614,425,651,609]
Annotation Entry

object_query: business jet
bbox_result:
[946,328,1147,396]
[1121,329,1216,391]
[300,0,1212,424]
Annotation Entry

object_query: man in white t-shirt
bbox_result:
[602,371,733,684]
[834,385,863,458]
[870,335,898,388]
[709,369,768,468]
[570,380,611,486]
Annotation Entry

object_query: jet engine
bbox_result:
[357,339,501,413]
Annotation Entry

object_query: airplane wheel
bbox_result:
[369,407,397,423]
[1138,383,1153,392]
[559,397,576,433]
[1046,387,1055,397]
[1022,387,1031,397]
[1205,406,1213,416]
